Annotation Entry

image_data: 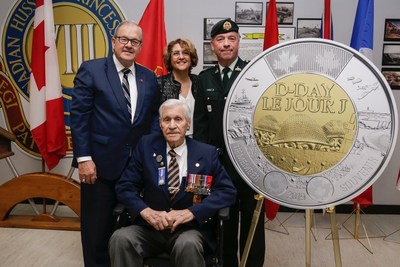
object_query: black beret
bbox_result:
[210,19,239,38]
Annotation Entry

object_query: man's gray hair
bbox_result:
[113,20,143,39]
[159,99,191,121]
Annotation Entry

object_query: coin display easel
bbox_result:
[384,228,400,244]
[273,209,329,241]
[325,203,386,254]
[264,209,290,235]
[240,195,343,267]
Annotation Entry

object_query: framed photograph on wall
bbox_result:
[203,42,217,64]
[384,18,400,41]
[382,68,400,89]
[267,2,294,25]
[235,2,263,25]
[204,18,229,40]
[382,44,400,66]
[297,18,321,38]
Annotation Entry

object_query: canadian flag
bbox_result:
[29,0,67,170]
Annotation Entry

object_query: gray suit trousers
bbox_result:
[109,224,205,267]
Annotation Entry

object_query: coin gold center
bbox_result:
[253,73,357,175]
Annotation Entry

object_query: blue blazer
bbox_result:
[70,55,160,181]
[116,134,237,251]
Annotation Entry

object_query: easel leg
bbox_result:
[354,203,360,239]
[305,209,312,267]
[239,194,264,267]
[327,207,342,267]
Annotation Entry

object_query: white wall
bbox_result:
[0,0,399,205]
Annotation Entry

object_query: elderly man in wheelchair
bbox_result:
[109,99,236,267]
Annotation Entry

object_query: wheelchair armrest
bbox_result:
[113,203,131,230]
[218,207,229,221]
[215,206,230,267]
[113,203,126,217]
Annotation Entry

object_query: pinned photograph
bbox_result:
[382,68,400,89]
[267,2,294,25]
[203,42,218,64]
[297,18,321,38]
[204,18,229,40]
[382,44,400,66]
[235,2,263,25]
[384,18,400,41]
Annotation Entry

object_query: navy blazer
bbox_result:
[116,134,237,251]
[70,55,160,181]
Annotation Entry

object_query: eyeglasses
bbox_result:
[115,36,142,47]
[171,50,190,58]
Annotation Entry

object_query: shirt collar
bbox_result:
[167,139,186,157]
[113,54,135,74]
[218,57,238,74]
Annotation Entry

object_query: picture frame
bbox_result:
[384,18,400,41]
[267,2,294,25]
[204,18,229,40]
[382,68,400,89]
[203,42,218,64]
[296,18,321,38]
[235,2,263,25]
[382,44,400,66]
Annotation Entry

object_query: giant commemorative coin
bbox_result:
[224,38,398,209]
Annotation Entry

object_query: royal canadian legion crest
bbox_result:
[223,38,398,209]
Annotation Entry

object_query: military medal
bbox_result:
[186,174,213,195]
[158,167,166,185]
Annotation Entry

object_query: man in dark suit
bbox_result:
[193,19,265,267]
[109,99,236,267]
[70,20,160,267]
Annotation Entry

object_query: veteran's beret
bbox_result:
[210,19,239,38]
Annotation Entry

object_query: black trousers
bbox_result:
[80,179,117,267]
[223,178,265,267]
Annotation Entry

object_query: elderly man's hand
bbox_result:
[167,209,195,232]
[140,208,172,230]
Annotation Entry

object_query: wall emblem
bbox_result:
[0,0,125,156]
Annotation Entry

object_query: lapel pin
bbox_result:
[195,163,200,167]
[156,155,164,167]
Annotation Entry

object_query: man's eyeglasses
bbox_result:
[115,36,142,47]
[171,50,190,58]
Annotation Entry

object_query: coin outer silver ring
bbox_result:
[223,38,398,209]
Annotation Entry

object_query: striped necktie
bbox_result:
[122,68,131,116]
[168,150,180,199]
